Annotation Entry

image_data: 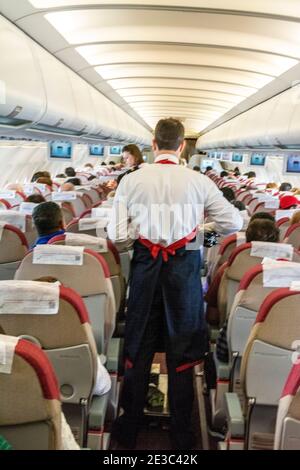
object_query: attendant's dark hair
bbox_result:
[154,118,185,151]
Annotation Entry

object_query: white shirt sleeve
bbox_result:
[203,177,243,235]
[107,179,130,243]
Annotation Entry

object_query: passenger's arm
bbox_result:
[204,178,243,235]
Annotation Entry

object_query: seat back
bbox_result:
[0,224,28,280]
[284,223,300,249]
[210,233,246,281]
[240,289,300,448]
[15,246,115,355]
[274,363,300,450]
[49,233,125,312]
[0,281,98,446]
[0,334,62,450]
[276,217,290,241]
[221,242,298,321]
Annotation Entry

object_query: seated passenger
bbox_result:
[65,167,76,178]
[193,165,201,172]
[233,200,249,230]
[205,166,213,174]
[220,187,235,203]
[220,170,229,178]
[66,177,81,187]
[36,177,53,189]
[56,173,66,178]
[249,211,275,224]
[290,210,300,226]
[279,182,292,192]
[32,202,65,247]
[25,194,46,204]
[60,182,75,192]
[31,171,50,183]
[215,218,279,364]
[266,182,278,190]
[279,195,300,210]
[233,167,240,177]
[84,163,94,170]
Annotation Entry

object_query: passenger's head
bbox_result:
[60,182,75,192]
[101,162,107,166]
[55,173,66,178]
[66,177,81,186]
[220,187,235,203]
[193,166,201,172]
[65,167,76,177]
[266,182,278,189]
[153,118,185,154]
[290,211,300,226]
[36,177,53,188]
[246,219,279,243]
[31,171,45,183]
[247,171,256,179]
[32,202,64,236]
[279,182,292,192]
[250,212,275,223]
[84,163,94,169]
[205,166,213,173]
[109,161,115,166]
[25,194,46,204]
[220,170,228,178]
[88,175,96,181]
[279,195,300,210]
[122,144,144,168]
[233,200,246,211]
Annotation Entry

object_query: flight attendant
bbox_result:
[108,118,243,449]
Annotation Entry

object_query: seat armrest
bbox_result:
[106,338,122,373]
[89,393,109,430]
[214,354,231,380]
[224,392,244,438]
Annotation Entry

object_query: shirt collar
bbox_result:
[154,154,179,165]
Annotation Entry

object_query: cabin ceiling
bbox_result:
[1,0,300,138]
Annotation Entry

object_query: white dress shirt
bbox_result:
[107,154,243,246]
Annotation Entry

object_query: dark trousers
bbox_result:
[120,293,194,442]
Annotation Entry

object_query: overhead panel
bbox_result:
[7,1,300,137]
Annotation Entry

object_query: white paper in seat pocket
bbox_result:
[92,207,112,218]
[275,210,295,222]
[65,232,108,253]
[33,245,84,266]
[52,191,77,202]
[250,242,293,261]
[290,281,300,291]
[263,261,300,287]
[0,190,16,200]
[0,281,59,315]
[19,202,38,215]
[264,199,279,209]
[0,210,26,232]
[0,335,18,374]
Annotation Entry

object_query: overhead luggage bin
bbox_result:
[265,88,295,147]
[0,19,45,131]
[31,45,77,133]
[243,98,277,148]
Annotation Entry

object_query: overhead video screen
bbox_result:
[89,144,104,156]
[285,154,300,173]
[49,142,72,159]
[109,146,122,156]
[231,153,244,163]
[250,153,266,166]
